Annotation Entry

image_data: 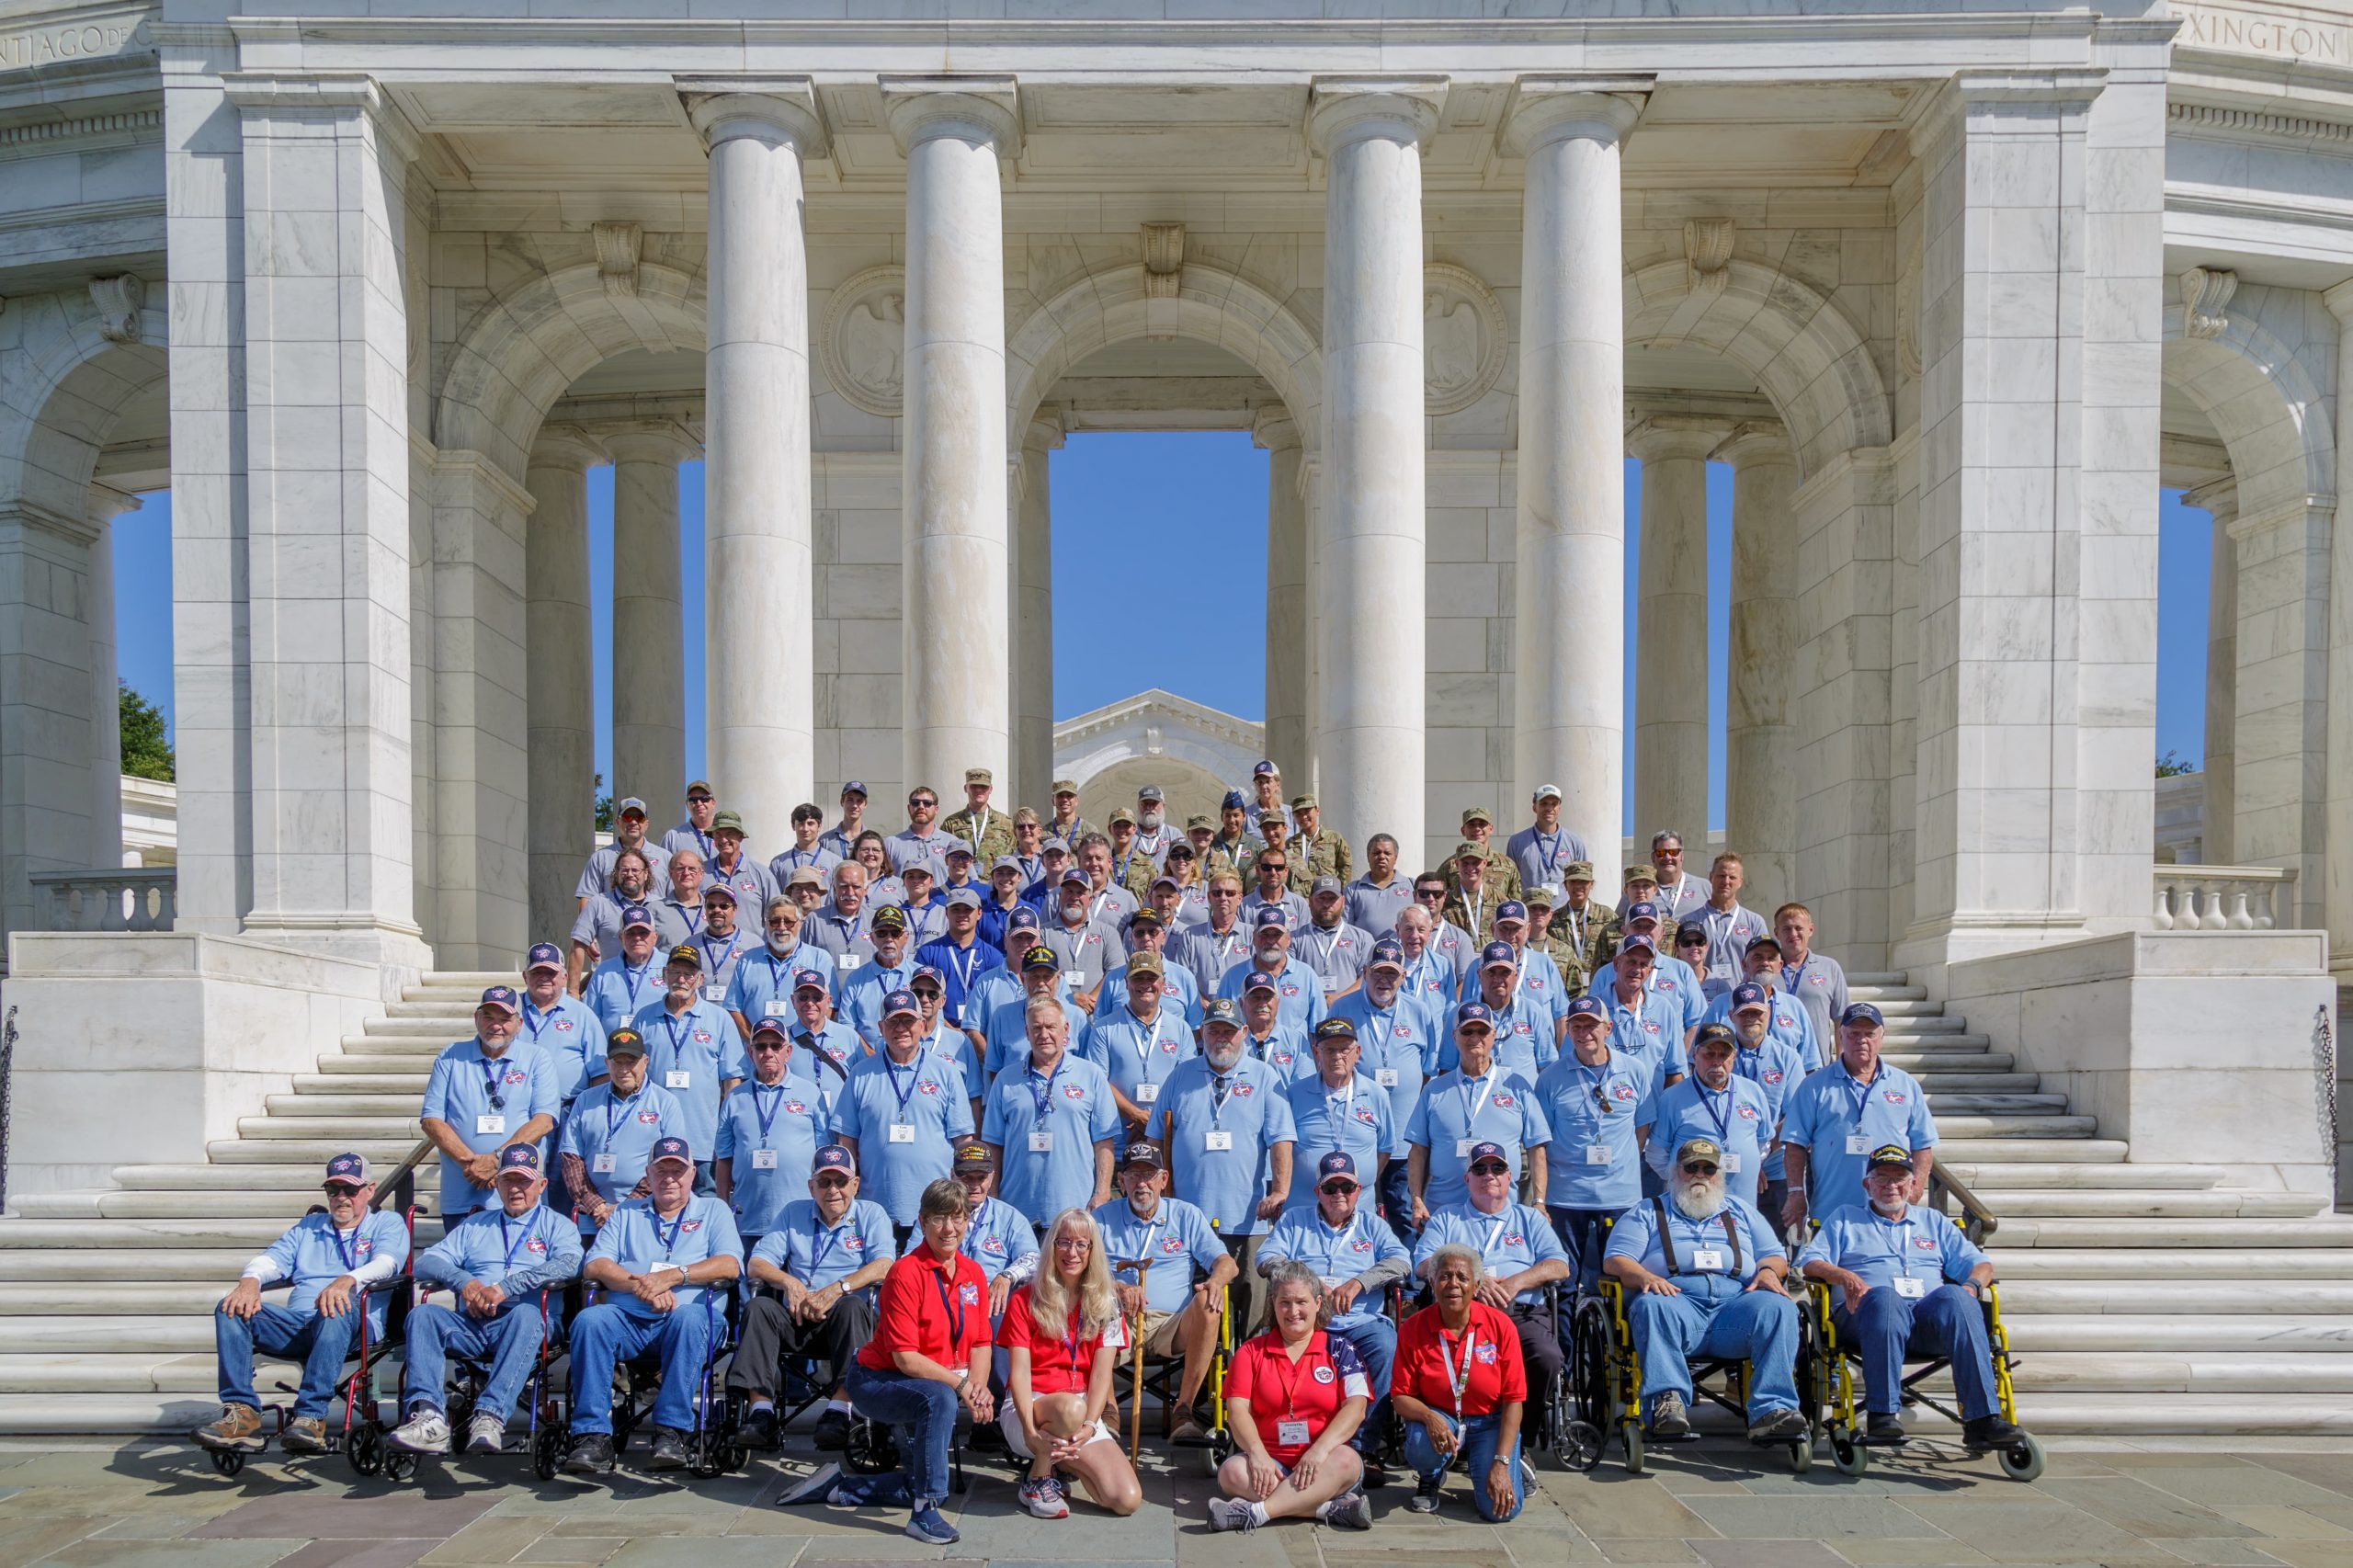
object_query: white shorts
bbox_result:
[1000,1405,1117,1462]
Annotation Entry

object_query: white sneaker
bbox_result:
[387,1409,449,1455]
[466,1413,505,1454]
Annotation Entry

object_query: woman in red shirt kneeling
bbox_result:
[1207,1259,1374,1533]
[1392,1242,1528,1520]
[996,1207,1144,1519]
[779,1178,993,1548]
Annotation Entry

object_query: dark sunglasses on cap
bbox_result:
[1318,1180,1358,1196]
[1469,1161,1511,1176]
[813,1174,851,1189]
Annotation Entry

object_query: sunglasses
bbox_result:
[909,797,937,808]
[1469,1163,1510,1176]
[750,1039,789,1051]
[1318,1181,1358,1196]
[813,1175,851,1189]
[322,1182,366,1196]
[1415,888,1446,900]
[1680,1163,1720,1176]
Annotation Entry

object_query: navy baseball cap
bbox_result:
[1455,1001,1495,1030]
[1222,790,1248,811]
[1565,994,1606,1021]
[793,968,828,994]
[1242,970,1278,994]
[703,883,737,905]
[1254,759,1279,777]
[1467,1142,1510,1169]
[841,779,868,797]
[1059,867,1089,886]
[479,984,520,1015]
[1745,934,1783,955]
[1480,940,1518,971]
[525,942,563,972]
[750,1017,789,1041]
[1619,933,1657,956]
[1007,907,1041,932]
[813,1143,854,1173]
[1022,944,1058,971]
[605,1027,647,1058]
[1842,1002,1885,1028]
[1369,937,1404,971]
[1201,996,1241,1028]
[1868,1142,1914,1169]
[1317,1152,1359,1184]
[1254,904,1288,929]
[497,1144,542,1176]
[1731,981,1771,1015]
[910,964,944,991]
[1313,1017,1358,1045]
[882,987,920,1019]
[324,1153,369,1187]
[621,903,654,932]
[649,1136,693,1169]
[1625,900,1660,926]
[1495,900,1529,926]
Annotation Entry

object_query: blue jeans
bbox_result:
[1327,1311,1396,1452]
[215,1303,364,1420]
[403,1300,558,1424]
[1627,1275,1800,1418]
[1378,1162,1415,1237]
[838,1362,957,1507]
[1403,1411,1522,1521]
[1832,1283,1997,1419]
[566,1301,717,1436]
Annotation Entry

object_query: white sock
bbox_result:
[827,1398,852,1414]
[1246,1501,1270,1526]
[1315,1498,1337,1520]
[748,1398,773,1413]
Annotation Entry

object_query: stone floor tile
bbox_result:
[546,1515,737,1539]
[2253,1546,2353,1568]
[1691,1540,1850,1568]
[2136,1472,2353,1511]
[2041,1479,2258,1540]
[1592,1540,1706,1563]
[269,1541,440,1568]
[1553,1477,1722,1539]
[608,1541,831,1568]
[2257,1509,2353,1539]
[0,1516,115,1568]
[201,1494,501,1543]
[2255,1462,2353,1501]
[1901,1500,2185,1565]
[414,1516,553,1562]
[509,1540,630,1564]
[35,1541,315,1568]
[1683,1498,1944,1540]
[2153,1541,2290,1567]
[1824,1538,1993,1565]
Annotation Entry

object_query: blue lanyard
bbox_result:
[1208,1071,1235,1127]
[699,931,738,975]
[1534,830,1563,875]
[605,1087,640,1140]
[1698,1082,1733,1142]
[652,1206,689,1259]
[810,1219,849,1278]
[762,949,797,991]
[933,1261,967,1350]
[885,1051,928,1116]
[1574,1057,1616,1116]
[1029,1060,1063,1121]
[1841,1067,1874,1127]
[751,1081,787,1143]
[523,1002,552,1045]
[498,1208,542,1272]
[619,961,653,1014]
[478,1052,508,1108]
[676,902,704,937]
[660,1011,692,1063]
[330,1222,362,1273]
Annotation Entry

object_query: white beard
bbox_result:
[1140,810,1164,832]
[1672,1174,1727,1221]
[1204,1045,1245,1074]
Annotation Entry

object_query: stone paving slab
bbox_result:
[26,1440,2353,1567]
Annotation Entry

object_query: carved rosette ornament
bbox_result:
[1422,262,1506,415]
[818,264,908,417]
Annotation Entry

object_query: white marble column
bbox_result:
[1306,76,1443,855]
[1258,410,1310,790]
[85,485,137,870]
[1506,75,1645,893]
[2322,281,2353,970]
[526,426,604,944]
[1013,412,1063,808]
[685,79,823,846]
[2188,475,2237,867]
[1715,422,1798,906]
[605,422,694,808]
[1628,415,1724,853]
[884,75,1019,797]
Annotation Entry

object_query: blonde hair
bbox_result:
[1028,1209,1119,1341]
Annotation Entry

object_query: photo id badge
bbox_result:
[666,1071,692,1090]
[765,1001,791,1017]
[1135,1082,1160,1104]
[1585,1144,1611,1165]
[1063,970,1086,988]
[1205,1130,1235,1152]
[1722,1152,1743,1175]
[1691,1247,1727,1271]
[701,984,726,1004]
[475,1114,506,1136]
[1374,1069,1399,1087]
[838,955,863,972]
[1846,1134,1870,1156]
[1029,1131,1054,1153]
[1893,1275,1927,1299]
[1277,1420,1311,1448]
[592,1153,617,1175]
[751,1149,779,1171]
[888,1122,916,1144]
[1455,1139,1472,1159]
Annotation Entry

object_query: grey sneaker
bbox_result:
[1647,1391,1691,1438]
[1323,1491,1372,1530]
[466,1412,506,1454]
[1208,1496,1259,1532]
[1748,1406,1808,1443]
[386,1409,449,1455]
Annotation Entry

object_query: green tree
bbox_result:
[596,773,613,834]
[2154,750,2196,778]
[119,681,173,781]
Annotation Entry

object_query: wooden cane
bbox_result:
[1121,1257,1152,1461]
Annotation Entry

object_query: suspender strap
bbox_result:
[1721,1211,1743,1276]
[1651,1197,1677,1276]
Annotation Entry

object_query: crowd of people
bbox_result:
[188,765,2023,1542]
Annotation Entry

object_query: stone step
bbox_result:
[1992,1249,2353,1278]
[208,1140,423,1165]
[1917,1115,2096,1138]
[235,1118,436,1141]
[0,1219,441,1251]
[1847,972,1909,989]
[0,1251,255,1282]
[1882,1015,1965,1034]
[1848,984,1927,1003]
[17,1190,433,1221]
[1885,1051,2010,1072]
[1946,1162,2221,1190]
[109,1165,441,1194]
[384,999,507,1019]
[0,1355,218,1395]
[1994,1216,2353,1247]
[1881,1030,1991,1049]
[313,1055,443,1076]
[1906,1073,2042,1092]
[0,1317,219,1354]
[1863,998,1943,1017]
[2008,1394,2353,1434]
[1936,1139,2129,1164]
[2000,1315,2353,1353]
[408,971,522,992]
[1919,1095,2068,1114]
[263,1094,441,1117]
[0,1283,273,1315]
[1972,1188,2325,1220]
[358,1018,472,1040]
[2000,1282,2353,1314]
[290,1074,430,1094]
[0,1392,223,1433]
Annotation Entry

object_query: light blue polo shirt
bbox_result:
[1644,1074,1778,1204]
[1438,989,1556,1081]
[1591,956,1709,1033]
[1257,1207,1407,1327]
[559,1080,685,1223]
[1091,1194,1226,1316]
[1606,1193,1785,1283]
[1145,1055,1299,1236]
[519,996,607,1104]
[587,1195,742,1320]
[1404,1067,1552,1211]
[1731,1033,1811,1182]
[783,1020,865,1088]
[725,944,837,1029]
[1598,989,1693,1096]
[1282,1072,1395,1209]
[1415,1202,1571,1305]
[1102,959,1203,1028]
[1781,1061,1938,1214]
[1532,1051,1652,1212]
[1797,1202,1986,1294]
[1238,1023,1313,1087]
[584,956,665,1036]
[982,993,1087,1080]
[414,1202,582,1301]
[253,1210,412,1334]
[1329,992,1439,1156]
[831,1048,976,1224]
[1701,986,1819,1069]
[420,1039,563,1215]
[630,999,747,1159]
[713,1077,835,1236]
[751,1197,895,1290]
[837,954,924,1048]
[1215,957,1332,1036]
[1079,1001,1198,1126]
[982,1052,1120,1226]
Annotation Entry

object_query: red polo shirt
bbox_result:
[857,1246,992,1373]
[995,1283,1131,1396]
[1392,1301,1525,1418]
[1224,1329,1370,1465]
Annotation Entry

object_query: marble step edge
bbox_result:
[1988,1217,2353,1246]
[0,1220,446,1250]
[1992,1283,2353,1312]
[105,1165,445,1192]
[1946,1163,2222,1189]
[1961,1189,2326,1219]
[1992,1248,2353,1277]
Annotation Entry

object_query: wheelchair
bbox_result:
[550,1282,750,1480]
[1804,1276,2045,1482]
[1566,1272,1814,1477]
[373,1284,574,1483]
[1108,1258,1233,1474]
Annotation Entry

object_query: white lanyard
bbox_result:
[1325,1076,1357,1121]
[972,807,990,848]
[1478,1208,1514,1259]
[1438,1328,1480,1419]
[1458,1071,1497,1131]
[1464,888,1485,934]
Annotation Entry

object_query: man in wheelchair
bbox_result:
[193,1153,411,1456]
[388,1145,583,1457]
[1797,1144,2023,1449]
[563,1136,743,1476]
[1603,1137,1805,1444]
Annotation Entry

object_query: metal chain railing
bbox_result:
[2315,1003,2338,1195]
[0,1006,15,1213]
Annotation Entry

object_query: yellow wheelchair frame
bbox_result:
[1575,1274,1813,1477]
[1804,1276,2045,1481]
[1111,1256,1234,1475]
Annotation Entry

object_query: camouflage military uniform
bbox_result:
[1440,888,1499,945]
[1205,834,1256,883]
[1550,900,1620,976]
[1443,848,1522,903]
[1532,932,1588,995]
[940,806,1016,862]
[1300,828,1353,884]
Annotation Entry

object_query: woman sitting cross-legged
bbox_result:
[1206,1259,1374,1533]
[1392,1242,1530,1520]
[995,1207,1144,1519]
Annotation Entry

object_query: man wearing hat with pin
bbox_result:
[1234,971,1312,1085]
[1603,1135,1806,1444]
[706,809,775,914]
[1779,1001,1939,1234]
[559,1028,683,1235]
[1216,903,1329,1037]
[834,987,976,1244]
[777,968,862,1088]
[837,904,923,1049]
[390,1145,583,1457]
[728,1142,896,1451]
[943,767,1017,863]
[819,779,871,862]
[1799,1143,2023,1449]
[1405,1000,1552,1228]
[715,1019,836,1243]
[519,942,607,1110]
[1330,937,1439,1225]
[691,881,751,1006]
[1284,1019,1396,1212]
[1093,1142,1235,1443]
[983,990,1119,1226]
[1443,941,1557,1084]
[1415,1139,1573,1423]
[576,795,671,912]
[1041,864,1125,1014]
[1644,1023,1777,1208]
[1082,948,1196,1146]
[631,944,746,1181]
[1245,758,1294,835]
[564,1136,744,1475]
[982,943,1085,1089]
[1535,994,1652,1287]
[582,903,664,1034]
[192,1153,412,1457]
[1106,903,1202,1025]
[1296,875,1376,1004]
[1710,977,1812,1220]
[422,984,564,1221]
[1257,1149,1410,1457]
[1506,784,1588,898]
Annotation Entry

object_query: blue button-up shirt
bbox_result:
[559,1081,685,1221]
[519,996,607,1105]
[1080,1002,1198,1126]
[725,943,837,1030]
[783,1019,864,1088]
[1644,1074,1778,1205]
[414,1202,583,1301]
[1797,1201,1985,1293]
[837,954,924,1048]
[1598,987,1693,1096]
[584,955,665,1036]
[1257,1207,1408,1326]
[1145,1055,1299,1236]
[1330,992,1439,1154]
[1781,1061,1938,1214]
[1215,956,1331,1036]
[1438,988,1557,1082]
[248,1210,412,1334]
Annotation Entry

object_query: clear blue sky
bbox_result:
[111,440,2218,831]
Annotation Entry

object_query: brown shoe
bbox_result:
[193,1404,265,1452]
[279,1417,328,1454]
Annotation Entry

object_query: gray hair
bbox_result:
[1425,1243,1487,1289]
[1023,993,1066,1031]
[1650,829,1684,852]
[1261,1258,1332,1335]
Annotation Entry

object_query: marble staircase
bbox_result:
[0,968,2346,1435]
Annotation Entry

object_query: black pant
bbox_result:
[1378,1162,1415,1238]
[725,1293,876,1401]
[1224,1233,1265,1344]
[1508,1295,1563,1415]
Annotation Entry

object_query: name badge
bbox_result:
[1585,1144,1611,1165]
[1063,969,1086,987]
[764,1001,791,1017]
[1691,1247,1727,1271]
[751,1150,779,1171]
[839,955,863,971]
[1029,1131,1054,1153]
[1845,1134,1870,1156]
[1135,1083,1160,1104]
[666,1071,692,1090]
[888,1123,917,1144]
[1277,1419,1311,1448]
[593,1153,618,1175]
[1722,1153,1743,1175]
[1375,1069,1399,1087]
[1205,1130,1235,1152]
[476,1114,506,1136]
[1455,1139,1472,1159]
[701,985,727,1004]
[1893,1275,1927,1299]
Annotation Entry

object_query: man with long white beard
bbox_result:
[1799,1144,2023,1449]
[1603,1137,1805,1443]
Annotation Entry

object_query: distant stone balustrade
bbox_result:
[2151,863,2297,930]
[28,869,176,933]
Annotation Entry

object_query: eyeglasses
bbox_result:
[1677,935,1707,948]
[1318,1181,1358,1196]
[909,797,937,809]
[813,1175,851,1189]
[1469,1163,1511,1176]
[1053,1237,1093,1253]
[1415,887,1447,901]
[750,1040,788,1051]
[1680,1163,1720,1176]
[1259,862,1286,872]
[322,1183,365,1197]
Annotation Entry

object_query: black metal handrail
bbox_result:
[1929,1162,1998,1244]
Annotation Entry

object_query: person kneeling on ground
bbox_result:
[1207,1260,1374,1533]
[995,1207,1144,1519]
[1392,1243,1530,1520]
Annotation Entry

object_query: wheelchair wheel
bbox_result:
[1788,1436,1811,1475]
[1829,1425,1870,1477]
[382,1451,418,1484]
[207,1448,247,1478]
[843,1416,895,1475]
[531,1426,563,1482]
[688,1430,726,1481]
[1995,1431,2046,1483]
[1620,1419,1645,1476]
[347,1426,384,1478]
